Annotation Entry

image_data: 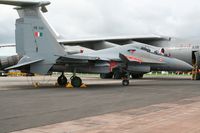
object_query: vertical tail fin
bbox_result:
[0,0,66,74]
[15,2,65,57]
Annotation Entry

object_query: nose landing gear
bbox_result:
[121,71,130,86]
[122,79,129,86]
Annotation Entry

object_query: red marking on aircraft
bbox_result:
[126,56,142,63]
[109,61,118,72]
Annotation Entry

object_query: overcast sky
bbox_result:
[0,0,200,55]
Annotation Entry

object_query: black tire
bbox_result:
[100,73,113,79]
[57,75,67,86]
[71,76,82,88]
[113,71,122,79]
[122,80,129,86]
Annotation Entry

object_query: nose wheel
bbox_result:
[57,73,68,86]
[122,79,129,86]
[121,70,130,86]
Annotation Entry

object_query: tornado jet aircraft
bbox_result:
[0,0,192,87]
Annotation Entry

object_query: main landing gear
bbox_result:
[70,76,82,88]
[57,72,68,86]
[57,70,84,88]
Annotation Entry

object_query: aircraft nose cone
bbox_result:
[184,63,193,71]
[177,60,193,71]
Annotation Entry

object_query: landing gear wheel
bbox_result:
[71,76,82,88]
[57,74,67,86]
[122,79,129,86]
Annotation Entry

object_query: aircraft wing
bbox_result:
[56,54,103,61]
[57,44,165,65]
[58,35,169,45]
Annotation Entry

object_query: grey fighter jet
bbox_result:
[0,0,192,87]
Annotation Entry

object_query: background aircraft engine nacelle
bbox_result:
[0,55,21,70]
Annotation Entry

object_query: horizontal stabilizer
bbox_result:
[6,57,43,70]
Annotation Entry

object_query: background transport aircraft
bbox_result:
[0,0,193,87]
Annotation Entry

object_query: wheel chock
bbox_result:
[66,82,74,88]
[80,83,87,88]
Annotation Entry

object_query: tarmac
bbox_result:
[0,75,200,133]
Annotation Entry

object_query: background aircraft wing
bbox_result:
[58,35,169,45]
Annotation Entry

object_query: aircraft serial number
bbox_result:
[33,26,44,30]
